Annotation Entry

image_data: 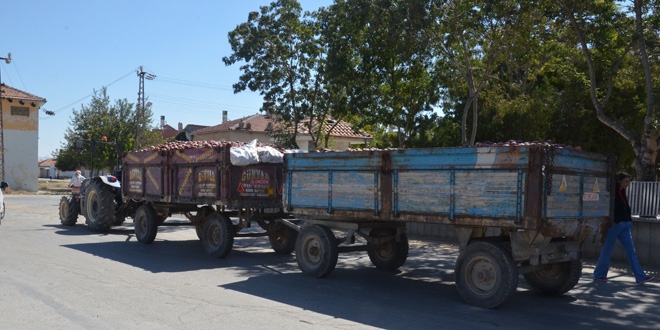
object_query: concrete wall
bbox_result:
[4,129,38,191]
[406,218,660,267]
[1,100,40,191]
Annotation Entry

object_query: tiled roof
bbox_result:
[160,124,178,139]
[38,158,56,167]
[0,83,46,102]
[183,124,209,133]
[298,117,372,139]
[194,113,371,139]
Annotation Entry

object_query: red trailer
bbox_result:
[119,143,296,258]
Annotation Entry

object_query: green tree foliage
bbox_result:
[223,0,331,149]
[552,0,659,179]
[322,0,440,148]
[220,0,659,178]
[54,87,160,175]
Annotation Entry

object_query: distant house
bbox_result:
[191,111,372,151]
[1,84,47,191]
[38,158,57,179]
[38,158,74,179]
[160,124,178,139]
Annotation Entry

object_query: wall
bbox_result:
[1,100,39,191]
[4,129,38,191]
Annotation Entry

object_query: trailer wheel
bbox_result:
[114,212,126,226]
[202,213,234,258]
[134,205,159,244]
[296,225,338,278]
[193,223,203,240]
[268,221,298,254]
[84,180,116,232]
[367,228,409,270]
[194,206,215,240]
[59,196,78,226]
[455,241,518,309]
[523,260,582,296]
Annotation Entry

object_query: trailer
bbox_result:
[283,145,615,308]
[118,143,297,257]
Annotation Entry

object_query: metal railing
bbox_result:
[628,181,660,218]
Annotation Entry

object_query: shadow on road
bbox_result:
[48,220,660,329]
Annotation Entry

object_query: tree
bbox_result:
[55,87,159,174]
[429,0,537,146]
[555,0,660,180]
[322,0,440,148]
[224,0,329,149]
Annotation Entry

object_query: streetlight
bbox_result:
[0,52,11,181]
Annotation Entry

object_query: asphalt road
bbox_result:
[1,194,659,330]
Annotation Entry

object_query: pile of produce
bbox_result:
[138,140,285,153]
[474,140,582,151]
[328,140,583,153]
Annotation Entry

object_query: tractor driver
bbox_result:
[68,170,85,195]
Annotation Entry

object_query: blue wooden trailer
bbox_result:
[283,145,615,308]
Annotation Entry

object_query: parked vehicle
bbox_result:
[282,144,615,308]
[0,181,9,223]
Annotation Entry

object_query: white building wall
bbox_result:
[4,129,38,191]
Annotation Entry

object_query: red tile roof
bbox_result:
[194,113,371,139]
[0,83,46,102]
[38,158,57,167]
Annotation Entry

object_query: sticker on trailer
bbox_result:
[238,169,274,197]
[559,175,568,192]
[197,169,216,197]
[583,192,599,202]
[593,179,600,193]
[128,168,143,193]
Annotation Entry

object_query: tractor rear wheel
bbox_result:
[83,180,116,232]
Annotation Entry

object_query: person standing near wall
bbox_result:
[594,172,654,284]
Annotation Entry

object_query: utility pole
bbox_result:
[0,52,11,181]
[135,66,155,150]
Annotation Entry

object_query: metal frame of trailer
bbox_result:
[282,145,616,308]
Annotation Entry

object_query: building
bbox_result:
[191,111,372,151]
[38,158,57,179]
[0,84,47,191]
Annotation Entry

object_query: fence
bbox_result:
[629,181,660,218]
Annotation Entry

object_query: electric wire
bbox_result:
[39,69,137,120]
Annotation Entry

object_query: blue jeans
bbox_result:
[594,221,647,282]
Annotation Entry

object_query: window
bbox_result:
[11,106,29,117]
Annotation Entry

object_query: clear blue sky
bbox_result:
[0,0,331,159]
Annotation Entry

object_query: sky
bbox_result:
[0,0,331,160]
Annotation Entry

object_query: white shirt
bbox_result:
[69,174,85,187]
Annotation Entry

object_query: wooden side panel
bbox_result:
[331,171,378,211]
[397,171,451,214]
[453,171,523,218]
[288,171,329,209]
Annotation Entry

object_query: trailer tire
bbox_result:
[296,225,338,278]
[84,180,116,232]
[523,260,582,296]
[268,221,298,254]
[60,196,78,226]
[202,213,234,258]
[114,212,126,226]
[134,205,159,244]
[367,228,409,270]
[455,241,518,309]
[195,223,204,240]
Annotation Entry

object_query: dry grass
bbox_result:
[2,179,72,195]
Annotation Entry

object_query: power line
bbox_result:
[49,69,137,115]
[154,76,234,91]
